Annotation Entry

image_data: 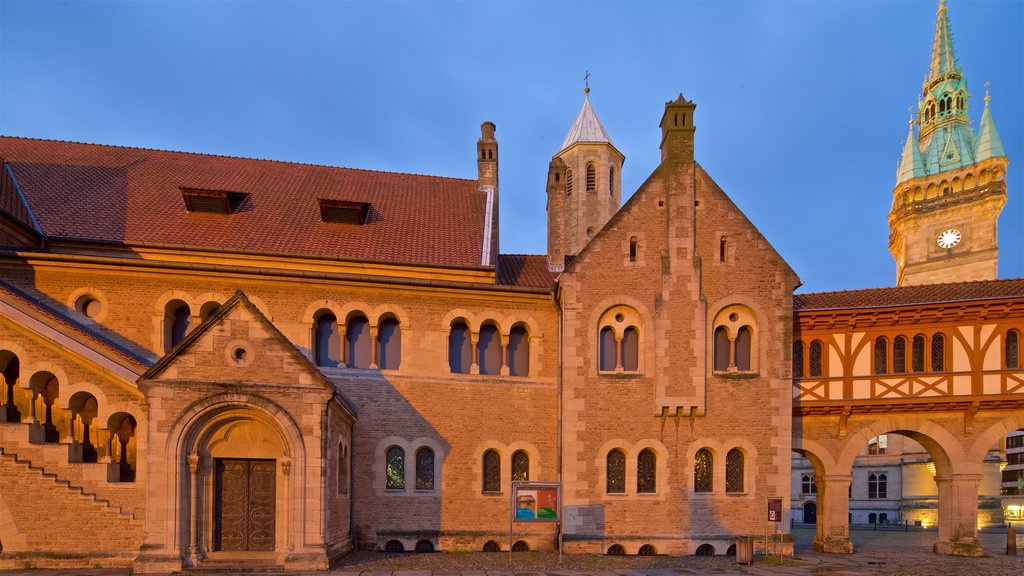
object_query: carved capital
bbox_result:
[187,452,200,474]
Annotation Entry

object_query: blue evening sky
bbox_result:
[1,0,1021,293]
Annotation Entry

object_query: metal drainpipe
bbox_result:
[553,281,564,553]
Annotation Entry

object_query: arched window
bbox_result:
[338,443,348,494]
[893,336,907,373]
[449,321,471,374]
[483,450,501,493]
[868,473,887,499]
[735,326,752,371]
[586,163,596,192]
[726,448,744,493]
[809,340,823,377]
[109,413,137,482]
[378,317,401,370]
[931,333,945,371]
[566,169,573,195]
[802,474,816,494]
[606,449,625,494]
[415,447,434,490]
[629,237,638,262]
[608,166,615,196]
[346,315,371,369]
[199,301,220,322]
[511,450,529,481]
[385,446,405,490]
[713,327,730,371]
[599,326,616,371]
[166,301,191,351]
[873,337,887,374]
[694,448,713,493]
[912,335,926,372]
[637,449,656,493]
[621,327,639,372]
[793,341,804,378]
[507,326,530,377]
[477,324,501,375]
[1007,330,1020,369]
[314,312,340,367]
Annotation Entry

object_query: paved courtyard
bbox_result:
[1,528,1021,575]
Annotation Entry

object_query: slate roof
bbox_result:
[0,136,487,267]
[795,278,1024,311]
[496,254,558,289]
[560,94,614,151]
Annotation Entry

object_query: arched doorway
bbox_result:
[803,501,817,524]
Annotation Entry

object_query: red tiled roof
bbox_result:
[795,278,1024,311]
[496,254,557,289]
[0,136,487,267]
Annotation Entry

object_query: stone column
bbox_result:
[338,326,348,368]
[614,333,623,372]
[813,474,853,554]
[470,333,480,375]
[933,473,984,556]
[369,326,379,370]
[188,452,201,567]
[499,333,510,376]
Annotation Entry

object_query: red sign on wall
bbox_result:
[768,497,783,523]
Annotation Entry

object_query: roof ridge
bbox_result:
[0,134,478,184]
[798,276,1024,297]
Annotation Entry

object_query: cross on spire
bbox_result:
[584,70,591,95]
[984,81,991,102]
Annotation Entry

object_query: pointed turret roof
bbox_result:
[975,94,1006,161]
[560,90,614,151]
[897,121,925,184]
[928,0,960,84]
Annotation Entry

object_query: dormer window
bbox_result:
[319,200,369,225]
[181,188,247,214]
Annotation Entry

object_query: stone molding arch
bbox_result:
[24,364,70,391]
[968,414,1024,464]
[57,380,113,422]
[792,436,837,476]
[440,308,479,332]
[836,416,965,475]
[65,286,111,323]
[720,438,758,496]
[372,304,411,329]
[628,438,670,498]
[507,440,542,481]
[684,439,723,496]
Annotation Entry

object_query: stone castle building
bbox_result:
[0,0,1019,571]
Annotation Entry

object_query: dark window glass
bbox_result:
[878,473,887,498]
[378,318,401,370]
[1008,330,1020,369]
[893,336,906,373]
[694,448,713,492]
[802,474,817,494]
[637,449,656,493]
[735,326,752,371]
[793,341,804,378]
[629,237,637,262]
[713,327,730,371]
[621,327,639,371]
[719,236,727,262]
[483,450,501,493]
[606,449,625,493]
[511,450,529,482]
[338,443,348,494]
[868,473,878,499]
[873,337,887,374]
[609,166,615,196]
[347,315,371,369]
[1003,327,1019,366]
[386,446,405,490]
[449,322,471,374]
[477,324,501,375]
[508,327,529,377]
[599,327,616,371]
[726,448,744,493]
[809,340,823,377]
[415,447,434,490]
[931,334,945,371]
[912,335,926,372]
[169,303,191,349]
[315,312,340,367]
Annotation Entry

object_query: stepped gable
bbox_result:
[795,278,1024,311]
[0,136,488,267]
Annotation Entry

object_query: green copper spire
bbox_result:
[975,87,1006,161]
[928,0,961,86]
[897,118,925,184]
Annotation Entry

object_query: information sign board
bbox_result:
[511,481,560,522]
[767,497,783,523]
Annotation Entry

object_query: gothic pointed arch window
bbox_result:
[586,163,596,192]
[725,448,744,493]
[931,333,945,371]
[694,448,713,493]
[809,340,823,377]
[415,447,434,490]
[912,334,926,372]
[386,446,405,490]
[893,336,907,374]
[314,311,340,367]
[511,450,529,481]
[346,314,371,369]
[637,449,656,493]
[449,320,471,374]
[873,337,888,374]
[507,325,530,377]
[606,449,625,494]
[477,323,501,375]
[378,317,401,370]
[1007,330,1020,369]
[483,449,501,493]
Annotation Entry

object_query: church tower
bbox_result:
[546,86,625,271]
[888,0,1008,287]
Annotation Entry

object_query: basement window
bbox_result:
[319,200,369,225]
[181,188,247,214]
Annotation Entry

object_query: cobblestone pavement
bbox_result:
[0,528,1021,575]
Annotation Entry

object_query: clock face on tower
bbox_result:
[937,228,962,249]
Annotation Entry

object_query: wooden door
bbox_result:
[214,459,276,551]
